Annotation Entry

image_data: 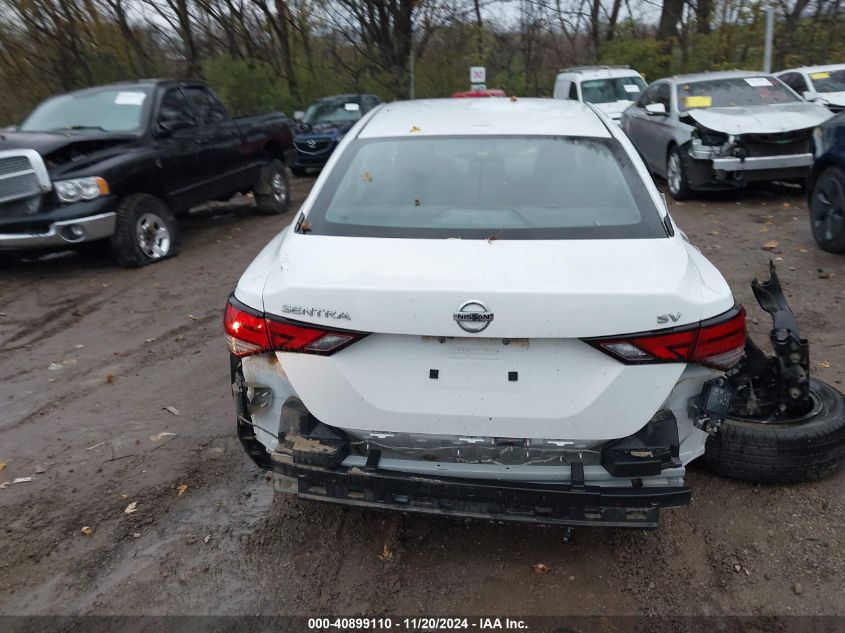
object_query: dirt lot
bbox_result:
[1,177,844,625]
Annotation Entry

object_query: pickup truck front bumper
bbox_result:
[0,211,116,250]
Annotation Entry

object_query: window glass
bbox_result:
[20,86,152,133]
[184,87,228,124]
[159,89,196,126]
[568,82,579,100]
[677,77,799,111]
[779,73,807,93]
[305,136,665,240]
[303,98,363,125]
[579,77,646,104]
[808,69,845,93]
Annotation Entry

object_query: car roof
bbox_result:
[359,98,612,139]
[664,70,774,84]
[556,67,642,81]
[775,63,845,75]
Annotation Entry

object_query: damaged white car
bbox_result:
[226,98,845,530]
[622,70,833,200]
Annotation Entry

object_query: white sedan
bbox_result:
[225,98,845,529]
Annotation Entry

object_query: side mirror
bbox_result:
[293,111,304,121]
[645,102,668,116]
[157,117,194,137]
[802,90,819,102]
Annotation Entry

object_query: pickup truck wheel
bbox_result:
[255,160,290,215]
[809,166,845,254]
[110,194,179,268]
[666,146,693,201]
[704,379,845,484]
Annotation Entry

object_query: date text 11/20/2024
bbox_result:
[307,617,528,630]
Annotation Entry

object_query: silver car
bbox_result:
[621,70,833,200]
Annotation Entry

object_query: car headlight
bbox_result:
[54,177,110,203]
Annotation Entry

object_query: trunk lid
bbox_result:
[259,234,732,441]
[263,235,718,338]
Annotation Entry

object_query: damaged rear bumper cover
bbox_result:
[234,391,690,529]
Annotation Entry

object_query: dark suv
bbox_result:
[292,94,380,175]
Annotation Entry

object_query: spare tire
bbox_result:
[704,378,845,484]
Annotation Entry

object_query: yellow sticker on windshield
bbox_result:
[810,71,830,79]
[685,95,712,108]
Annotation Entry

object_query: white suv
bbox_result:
[553,66,647,124]
[226,98,845,530]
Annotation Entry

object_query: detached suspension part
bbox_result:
[728,263,812,418]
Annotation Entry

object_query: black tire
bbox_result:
[704,379,845,484]
[254,159,290,215]
[291,166,308,177]
[109,194,179,268]
[809,166,845,254]
[666,145,693,201]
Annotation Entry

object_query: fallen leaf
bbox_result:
[533,563,550,574]
[177,483,189,497]
[203,534,211,544]
[759,226,769,233]
[106,374,114,384]
[761,240,780,251]
[361,171,374,182]
[13,477,33,484]
[48,362,63,371]
[81,526,94,536]
[378,544,393,561]
[819,271,835,279]
[0,462,5,472]
[163,406,180,416]
[0,482,9,490]
[150,431,177,442]
[817,360,831,368]
[509,95,518,102]
[409,126,421,133]
[795,247,809,253]
[124,501,138,515]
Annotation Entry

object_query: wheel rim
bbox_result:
[667,152,682,195]
[811,173,845,244]
[271,171,287,204]
[136,212,171,260]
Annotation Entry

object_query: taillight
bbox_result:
[224,297,368,358]
[586,306,746,370]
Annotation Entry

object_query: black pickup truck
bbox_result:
[0,79,294,267]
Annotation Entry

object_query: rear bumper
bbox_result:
[263,451,690,529]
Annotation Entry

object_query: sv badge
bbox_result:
[657,312,682,324]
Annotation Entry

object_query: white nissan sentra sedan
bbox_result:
[225,98,845,529]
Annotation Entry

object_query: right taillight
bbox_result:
[586,306,746,370]
[224,296,369,358]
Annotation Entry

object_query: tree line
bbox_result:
[0,0,842,124]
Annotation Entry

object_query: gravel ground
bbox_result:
[0,177,843,623]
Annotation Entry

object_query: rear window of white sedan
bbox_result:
[305,136,667,239]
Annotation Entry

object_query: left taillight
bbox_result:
[585,306,746,371]
[224,297,368,358]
